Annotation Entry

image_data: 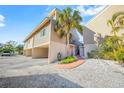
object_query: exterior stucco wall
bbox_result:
[86,5,124,37]
[33,22,51,47]
[49,41,67,63]
[24,9,64,63]
[68,45,75,56]
[32,47,48,58]
[83,26,96,44]
[84,44,97,58]
[47,20,68,63]
[83,5,124,57]
[50,21,66,44]
[24,37,34,49]
[25,49,32,57]
[23,50,26,56]
[83,26,97,57]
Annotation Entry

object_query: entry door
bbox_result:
[79,46,84,57]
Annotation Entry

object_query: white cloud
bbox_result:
[0,14,5,27]
[0,23,5,27]
[76,5,106,16]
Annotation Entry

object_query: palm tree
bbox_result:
[107,12,124,36]
[54,7,83,56]
[106,12,124,60]
[107,12,124,49]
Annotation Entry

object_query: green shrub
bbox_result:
[87,49,115,60]
[102,51,116,60]
[115,51,124,64]
[59,56,77,64]
[87,52,94,58]
[87,50,99,58]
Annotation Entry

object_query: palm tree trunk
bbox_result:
[66,33,70,56]
[67,33,70,45]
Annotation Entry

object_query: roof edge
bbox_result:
[85,5,111,26]
[24,8,59,42]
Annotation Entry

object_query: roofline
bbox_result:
[85,5,111,26]
[24,8,59,42]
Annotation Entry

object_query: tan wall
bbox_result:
[23,50,26,56]
[49,41,67,63]
[68,45,75,56]
[86,5,124,37]
[33,22,51,47]
[32,47,48,58]
[84,5,124,57]
[48,20,67,63]
[24,49,32,56]
[50,20,66,44]
[83,26,96,44]
[84,44,97,57]
[24,37,33,49]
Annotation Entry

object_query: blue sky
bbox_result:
[0,5,106,44]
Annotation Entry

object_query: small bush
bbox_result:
[87,49,115,60]
[115,51,124,64]
[59,56,77,64]
[102,52,115,60]
[87,50,99,58]
[87,51,94,58]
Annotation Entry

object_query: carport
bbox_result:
[24,49,32,57]
[32,44,49,59]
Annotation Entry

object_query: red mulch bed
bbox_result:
[56,59,85,69]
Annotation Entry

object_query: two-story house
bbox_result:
[23,8,84,63]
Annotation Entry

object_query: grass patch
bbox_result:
[59,56,77,64]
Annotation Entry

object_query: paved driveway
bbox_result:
[0,56,124,88]
[0,55,48,70]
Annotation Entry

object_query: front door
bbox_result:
[79,46,84,57]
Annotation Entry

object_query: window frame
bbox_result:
[40,28,46,37]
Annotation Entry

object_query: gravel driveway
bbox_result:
[0,55,124,88]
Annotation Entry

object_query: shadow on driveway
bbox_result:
[0,73,82,88]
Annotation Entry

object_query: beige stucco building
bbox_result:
[23,8,84,63]
[24,5,124,61]
[83,5,124,57]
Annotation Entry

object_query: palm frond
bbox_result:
[56,29,65,38]
[55,7,83,42]
[114,27,120,32]
[112,12,124,22]
[107,20,113,27]
[76,24,83,33]
[73,10,82,21]
[58,13,64,24]
[118,15,124,26]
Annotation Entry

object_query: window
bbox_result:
[28,40,30,44]
[42,29,45,36]
[40,28,46,37]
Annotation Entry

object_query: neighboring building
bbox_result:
[23,8,84,63]
[83,5,124,57]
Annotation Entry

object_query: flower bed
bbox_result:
[59,56,77,64]
[57,59,85,69]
